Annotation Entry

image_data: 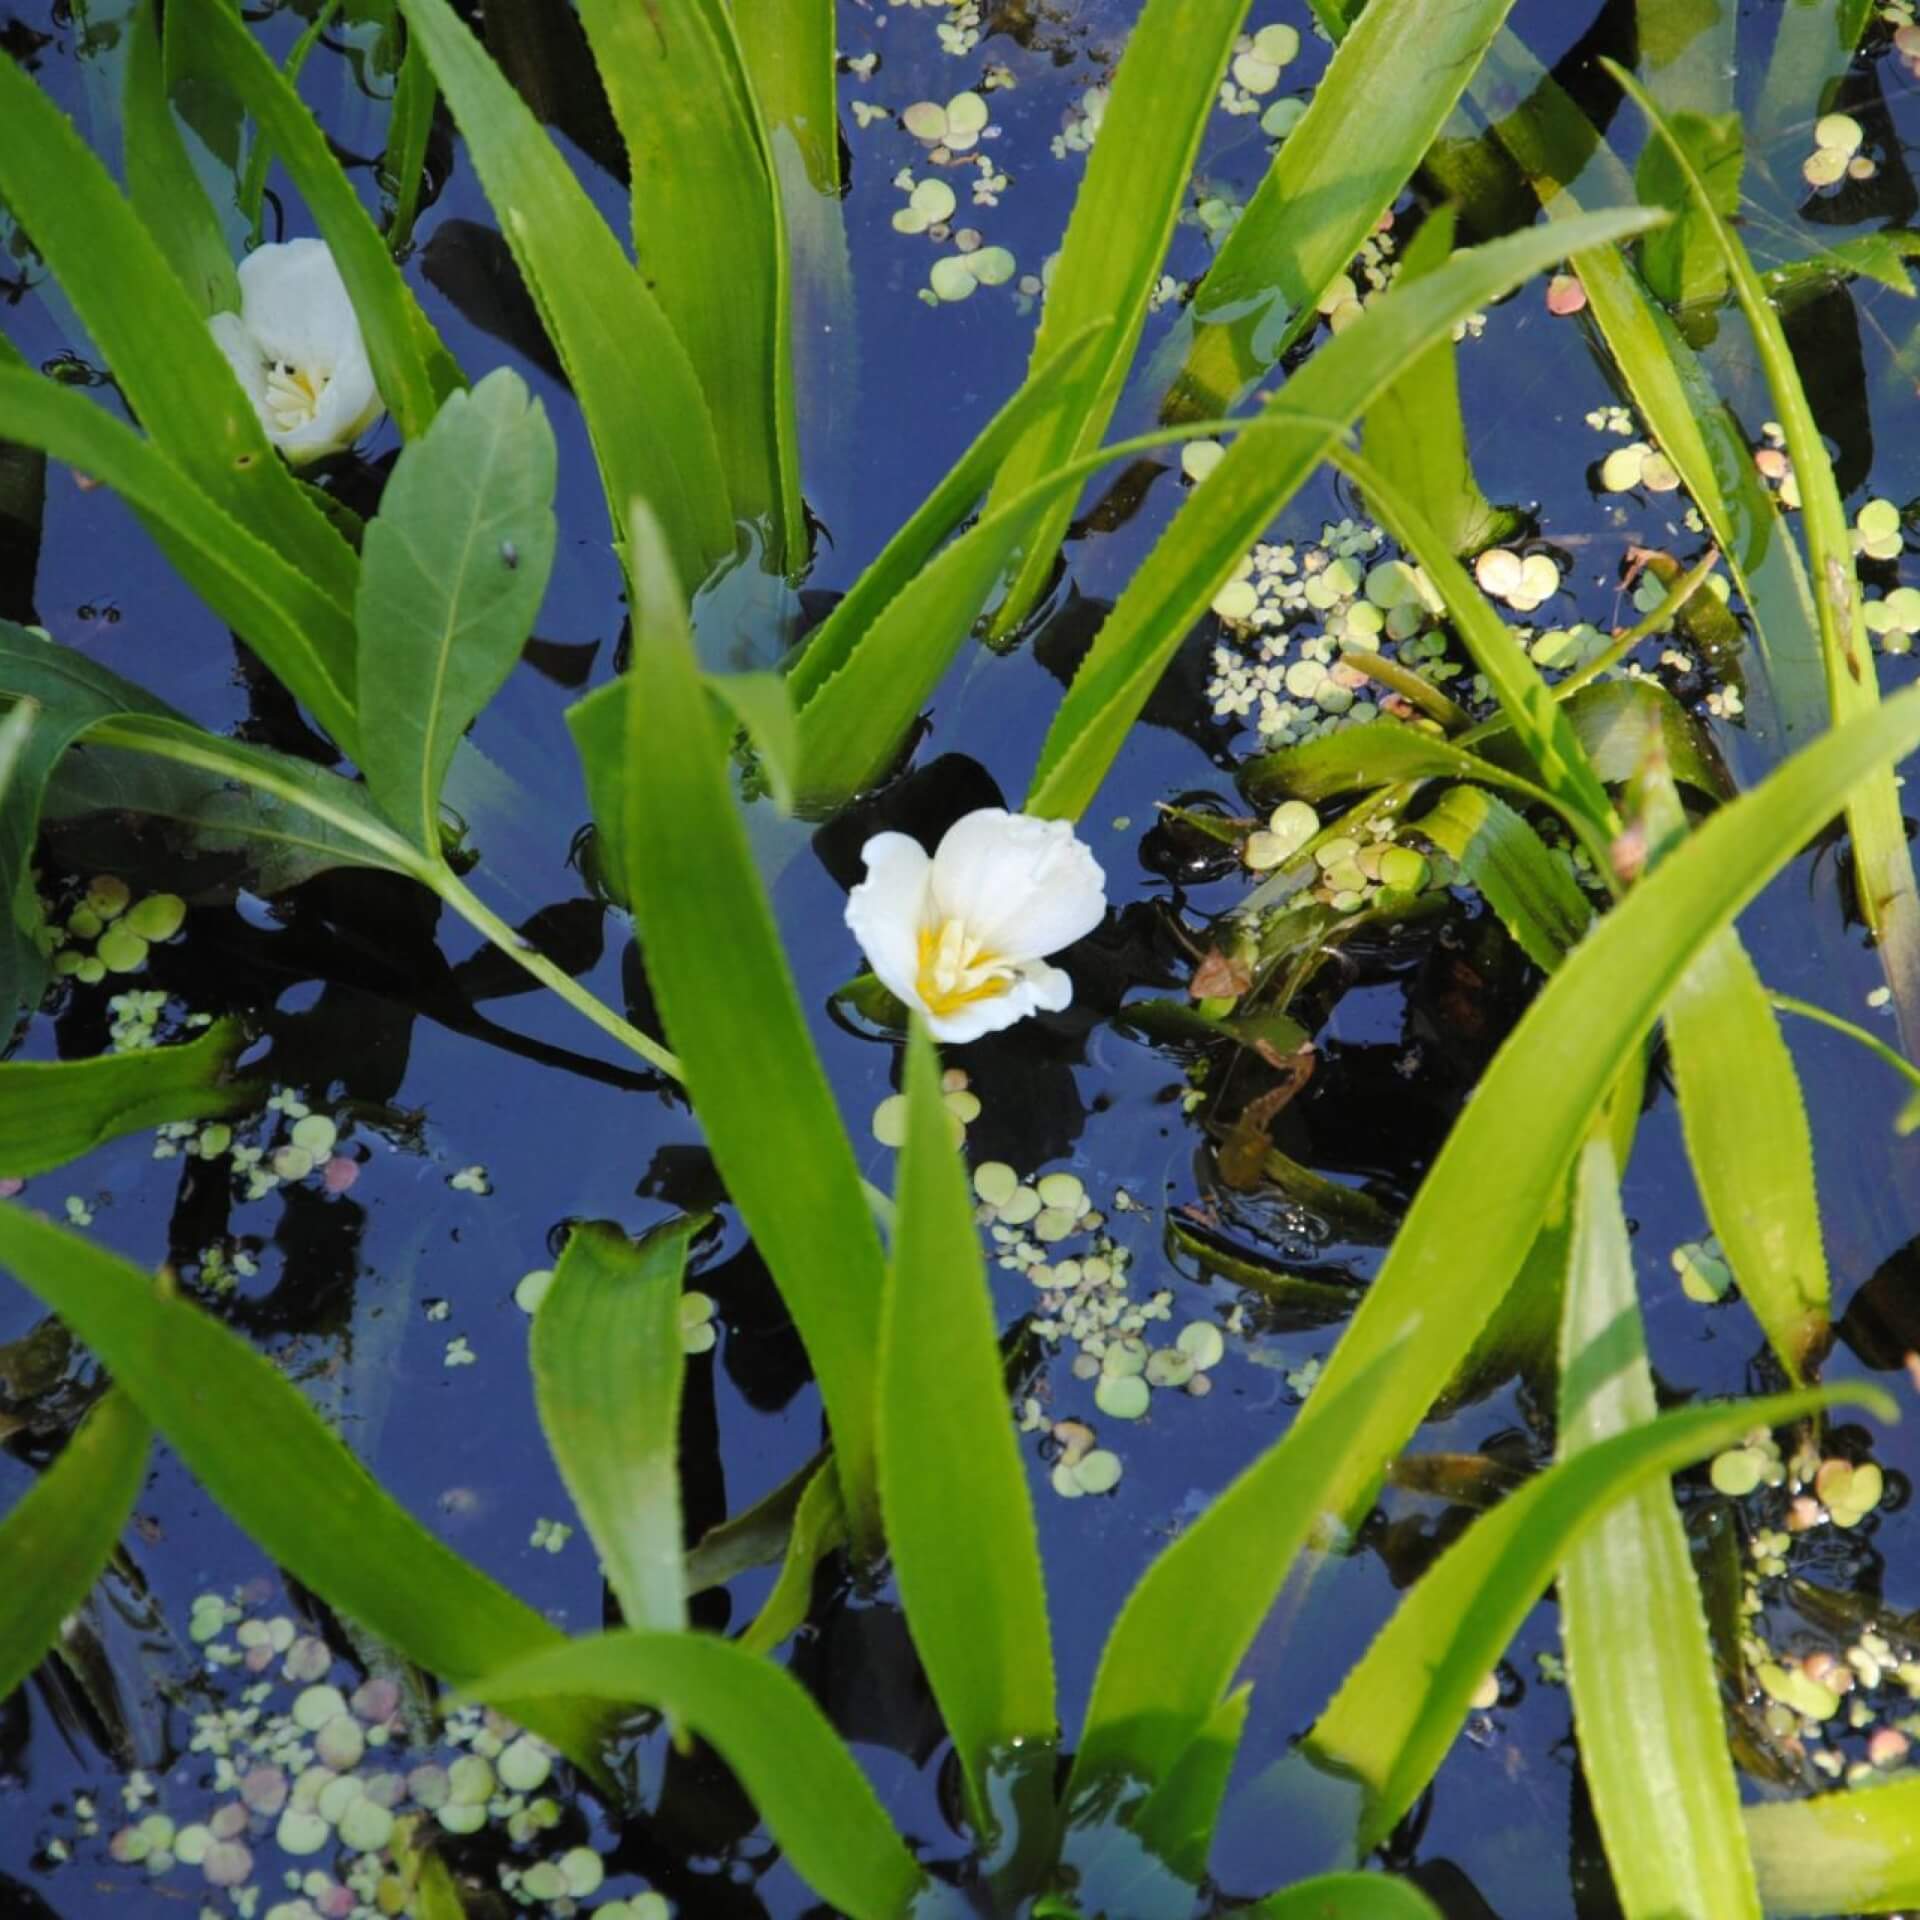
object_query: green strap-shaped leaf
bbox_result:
[1667,928,1829,1381]
[785,321,1105,711]
[355,369,556,851]
[1610,62,1920,1051]
[880,1022,1056,1836]
[395,0,734,589]
[531,1219,695,1635]
[0,1203,602,1763]
[731,0,837,195]
[1066,1331,1420,1807]
[1305,1379,1891,1851]
[1129,1683,1252,1884]
[170,0,464,436]
[1557,1137,1763,1920]
[1356,209,1517,560]
[1746,1774,1920,1916]
[566,506,886,1550]
[984,0,1251,631]
[736,1459,845,1655]
[454,1631,946,1920]
[1471,678,1728,801]
[1272,677,1920,1546]
[1467,28,1827,742]
[0,1019,258,1179]
[1242,722,1564,818]
[1244,1872,1443,1920]
[0,53,361,640]
[1413,785,1594,974]
[1166,0,1519,418]
[1023,208,1665,824]
[576,0,802,568]
[123,0,240,318]
[0,370,359,745]
[0,1389,151,1706]
[385,27,437,255]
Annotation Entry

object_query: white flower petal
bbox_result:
[237,238,363,371]
[845,832,935,1013]
[923,971,1059,1044]
[928,807,1107,960]
[276,347,382,464]
[208,310,268,411]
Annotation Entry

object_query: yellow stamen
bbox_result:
[264,361,330,434]
[916,917,1014,1017]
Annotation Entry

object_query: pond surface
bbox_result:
[8,0,1920,1914]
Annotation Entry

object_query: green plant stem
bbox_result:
[1769,990,1920,1132]
[429,865,683,1080]
[1555,548,1724,700]
[1335,649,1472,730]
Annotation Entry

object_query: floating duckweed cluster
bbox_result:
[971,1163,1229,1495]
[1596,439,1682,496]
[1473,546,1561,615]
[42,873,188,988]
[1698,1426,1920,1786]
[870,1064,979,1147]
[1854,496,1906,562]
[1218,22,1302,126]
[44,1593,663,1917]
[1312,215,1401,333]
[1205,526,1472,747]
[1050,85,1108,159]
[1753,421,1802,510]
[156,1088,358,1210]
[881,0,982,58]
[1671,1234,1733,1304]
[1803,112,1875,188]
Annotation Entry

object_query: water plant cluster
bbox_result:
[7,0,1920,1915]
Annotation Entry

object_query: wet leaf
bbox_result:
[736,1459,844,1655]
[1412,785,1594,974]
[1745,1771,1920,1914]
[1244,1873,1443,1920]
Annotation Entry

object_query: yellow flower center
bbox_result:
[264,360,330,435]
[916,917,1014,1018]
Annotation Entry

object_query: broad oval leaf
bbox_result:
[356,368,558,851]
[531,1218,696,1634]
[0,1389,151,1707]
[0,1204,602,1764]
[880,1021,1056,1836]
[454,1630,947,1920]
[0,1018,258,1179]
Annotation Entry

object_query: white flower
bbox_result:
[846,808,1108,1043]
[208,239,384,464]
